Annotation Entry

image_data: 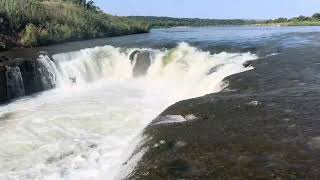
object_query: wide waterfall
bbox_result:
[51,43,257,98]
[0,43,257,180]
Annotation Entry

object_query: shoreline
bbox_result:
[0,31,150,53]
[4,23,320,52]
[3,24,320,53]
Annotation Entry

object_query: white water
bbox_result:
[0,43,257,180]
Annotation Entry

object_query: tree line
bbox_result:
[266,13,320,24]
[127,16,257,27]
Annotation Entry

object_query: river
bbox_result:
[1,26,320,180]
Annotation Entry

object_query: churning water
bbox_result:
[0,42,257,180]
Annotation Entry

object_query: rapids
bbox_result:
[0,42,257,180]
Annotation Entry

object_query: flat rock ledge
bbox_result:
[126,48,320,180]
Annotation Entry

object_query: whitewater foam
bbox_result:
[0,43,257,180]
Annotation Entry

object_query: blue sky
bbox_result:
[95,0,320,19]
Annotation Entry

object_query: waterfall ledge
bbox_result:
[0,56,56,103]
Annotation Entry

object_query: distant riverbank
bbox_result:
[256,21,320,27]
[128,15,320,29]
[3,0,320,52]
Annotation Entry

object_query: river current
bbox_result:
[1,26,320,180]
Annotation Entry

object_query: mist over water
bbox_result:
[0,42,257,180]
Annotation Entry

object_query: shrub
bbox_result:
[20,24,38,47]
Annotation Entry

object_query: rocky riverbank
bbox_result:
[0,53,56,103]
[127,47,320,179]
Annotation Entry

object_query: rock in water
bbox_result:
[18,56,56,95]
[36,56,56,90]
[37,51,48,57]
[0,55,56,103]
[129,50,140,62]
[131,50,151,77]
[5,66,25,99]
[0,66,7,102]
[243,61,252,68]
[207,64,225,75]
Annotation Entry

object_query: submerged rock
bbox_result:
[243,61,252,68]
[247,101,260,107]
[207,64,225,75]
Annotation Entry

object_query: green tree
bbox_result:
[297,15,307,21]
[274,17,288,23]
[21,24,38,47]
[86,0,98,10]
[312,13,320,20]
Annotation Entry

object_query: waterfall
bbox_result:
[51,43,257,98]
[5,66,25,99]
[0,55,58,102]
[36,55,58,90]
[52,45,133,87]
[0,43,258,180]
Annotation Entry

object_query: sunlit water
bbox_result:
[0,41,257,180]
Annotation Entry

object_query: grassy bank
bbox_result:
[0,0,150,51]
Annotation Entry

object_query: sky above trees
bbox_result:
[95,0,320,19]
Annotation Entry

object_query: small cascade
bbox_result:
[0,55,58,102]
[5,66,25,99]
[52,46,133,87]
[36,55,57,90]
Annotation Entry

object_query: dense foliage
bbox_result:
[264,13,320,26]
[129,13,320,28]
[127,16,258,27]
[0,0,149,49]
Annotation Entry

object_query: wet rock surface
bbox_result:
[127,47,320,179]
[129,50,141,61]
[131,50,152,77]
[0,56,56,103]
[0,66,7,102]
